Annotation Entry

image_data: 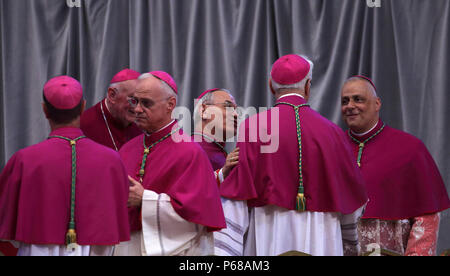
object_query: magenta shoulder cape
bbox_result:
[192,134,227,171]
[346,120,450,220]
[220,95,368,214]
[119,122,226,232]
[80,99,142,150]
[0,128,130,245]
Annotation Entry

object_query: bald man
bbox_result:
[340,76,450,256]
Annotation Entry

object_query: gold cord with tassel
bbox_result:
[48,135,85,252]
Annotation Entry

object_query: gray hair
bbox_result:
[108,81,124,92]
[193,89,233,127]
[271,55,314,93]
[344,76,378,97]
[138,73,178,101]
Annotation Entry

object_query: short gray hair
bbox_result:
[344,76,378,97]
[138,73,178,101]
[193,89,233,126]
[271,55,314,93]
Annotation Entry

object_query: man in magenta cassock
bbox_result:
[214,54,368,256]
[341,76,450,256]
[193,88,240,185]
[114,71,226,256]
[80,68,142,151]
[0,76,130,256]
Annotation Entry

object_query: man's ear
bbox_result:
[107,87,117,103]
[199,103,208,119]
[42,103,50,119]
[304,79,311,101]
[269,78,276,96]
[375,97,382,112]
[167,96,177,112]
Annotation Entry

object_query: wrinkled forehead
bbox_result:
[115,79,138,93]
[135,76,164,97]
[211,90,236,103]
[341,79,375,98]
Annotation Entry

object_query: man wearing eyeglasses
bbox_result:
[80,68,143,151]
[193,88,240,184]
[114,71,226,256]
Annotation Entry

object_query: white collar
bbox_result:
[278,93,305,100]
[104,98,111,113]
[351,122,378,137]
[145,120,175,136]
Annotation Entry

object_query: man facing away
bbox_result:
[114,71,226,256]
[340,76,450,256]
[0,76,130,256]
[193,88,240,184]
[80,68,142,151]
[215,54,368,256]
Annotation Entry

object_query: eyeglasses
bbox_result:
[128,97,152,109]
[204,102,238,110]
[128,96,170,109]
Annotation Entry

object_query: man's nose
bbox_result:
[345,100,356,110]
[134,103,143,113]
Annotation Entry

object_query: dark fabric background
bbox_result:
[0,0,449,253]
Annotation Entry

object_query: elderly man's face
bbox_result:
[203,90,238,141]
[118,80,138,124]
[107,79,138,127]
[341,80,381,133]
[132,77,175,133]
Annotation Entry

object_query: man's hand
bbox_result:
[128,176,144,207]
[222,147,239,179]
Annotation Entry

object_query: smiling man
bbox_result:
[114,71,226,256]
[341,75,450,256]
[214,55,368,256]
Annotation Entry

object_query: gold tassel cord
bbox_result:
[66,229,77,245]
[296,192,306,212]
[274,102,310,213]
[66,229,78,252]
[47,135,85,252]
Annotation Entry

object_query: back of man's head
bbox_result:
[270,54,314,97]
[43,76,84,124]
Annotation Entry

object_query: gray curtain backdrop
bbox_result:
[1,0,449,253]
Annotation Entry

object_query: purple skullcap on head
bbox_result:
[110,68,141,84]
[43,76,83,110]
[271,54,311,85]
[197,88,220,100]
[352,75,377,92]
[150,71,178,94]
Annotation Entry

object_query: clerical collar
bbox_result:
[104,98,111,113]
[351,122,378,137]
[145,120,176,136]
[278,93,305,100]
[192,132,227,154]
